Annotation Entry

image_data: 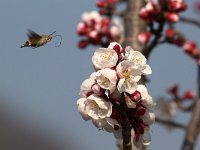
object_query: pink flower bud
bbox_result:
[165,28,176,39]
[91,83,101,94]
[168,84,179,96]
[164,12,179,23]
[101,18,110,27]
[198,58,200,65]
[77,22,87,36]
[182,90,195,100]
[168,0,187,12]
[78,40,88,49]
[89,30,101,44]
[136,108,146,116]
[195,2,200,12]
[137,32,151,44]
[183,41,197,55]
[174,36,185,47]
[108,42,123,54]
[130,91,142,102]
[146,2,157,14]
[110,26,121,40]
[139,8,149,19]
[96,0,106,8]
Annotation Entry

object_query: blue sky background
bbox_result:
[0,0,199,149]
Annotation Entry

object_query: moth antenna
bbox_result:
[49,31,56,36]
[52,35,62,47]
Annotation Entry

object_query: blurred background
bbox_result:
[0,0,199,150]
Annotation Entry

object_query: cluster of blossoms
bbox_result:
[137,0,188,45]
[139,0,187,23]
[77,42,155,147]
[96,0,119,15]
[165,28,200,64]
[77,11,123,49]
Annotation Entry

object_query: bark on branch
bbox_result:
[156,118,186,130]
[123,0,146,50]
[181,65,200,150]
[180,16,200,28]
[121,0,147,150]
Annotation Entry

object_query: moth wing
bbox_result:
[26,29,42,44]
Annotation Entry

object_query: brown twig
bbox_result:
[121,0,147,149]
[143,21,165,59]
[118,93,132,150]
[156,118,186,130]
[123,0,146,50]
[180,16,200,28]
[181,65,200,150]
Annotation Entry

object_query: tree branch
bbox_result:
[180,16,200,28]
[181,65,200,150]
[119,93,132,150]
[123,0,146,50]
[156,118,186,130]
[143,21,165,59]
[121,0,147,149]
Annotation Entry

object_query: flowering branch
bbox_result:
[155,118,186,130]
[181,66,200,150]
[180,16,200,28]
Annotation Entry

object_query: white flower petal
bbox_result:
[92,48,118,69]
[79,78,95,97]
[142,64,152,75]
[85,94,113,120]
[142,127,151,146]
[117,78,138,94]
[95,68,117,93]
[141,111,155,125]
[77,98,91,120]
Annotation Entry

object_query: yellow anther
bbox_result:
[122,70,130,79]
[99,51,113,61]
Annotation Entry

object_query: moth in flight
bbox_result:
[20,29,62,49]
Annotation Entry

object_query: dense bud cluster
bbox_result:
[77,11,123,49]
[77,42,155,147]
[164,28,200,62]
[140,0,187,23]
[96,0,119,15]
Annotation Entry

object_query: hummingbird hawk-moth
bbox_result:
[20,29,62,48]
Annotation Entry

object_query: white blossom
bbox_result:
[79,78,95,98]
[92,117,119,132]
[132,127,151,148]
[95,68,117,93]
[156,97,177,120]
[78,94,112,120]
[77,98,91,120]
[137,85,155,109]
[92,48,118,69]
[141,111,155,125]
[86,94,112,119]
[116,60,140,94]
[124,47,152,75]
